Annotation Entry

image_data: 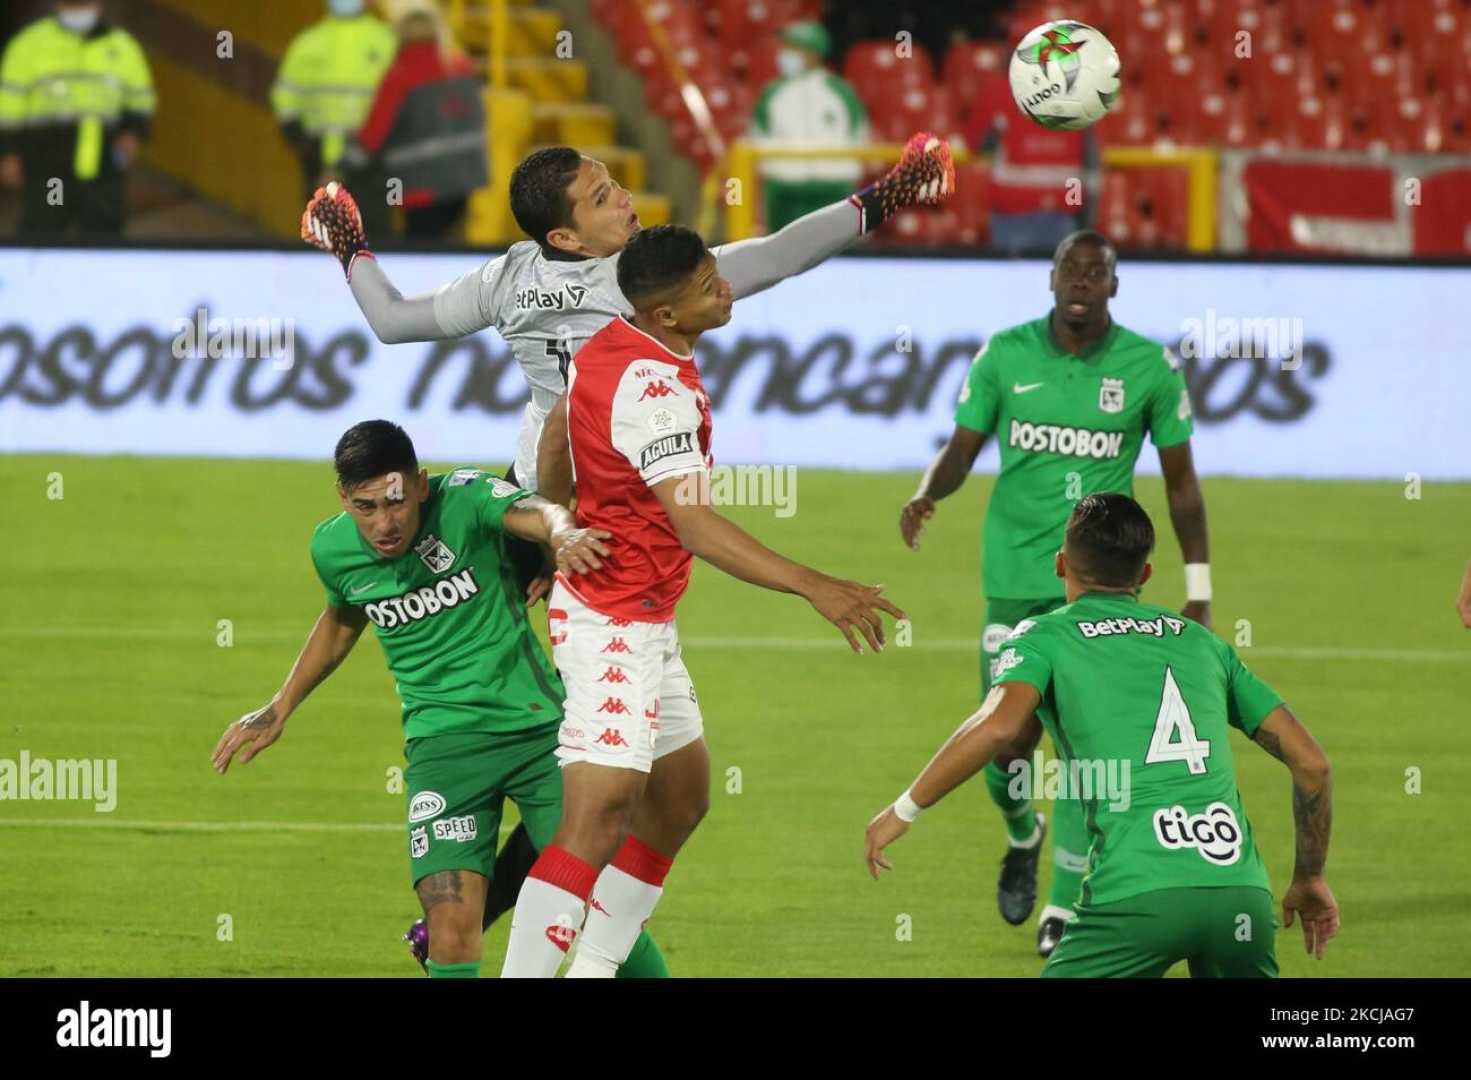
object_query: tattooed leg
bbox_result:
[414,869,489,965]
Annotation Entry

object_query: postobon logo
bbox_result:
[1152,801,1244,865]
[364,568,480,629]
[1009,418,1124,459]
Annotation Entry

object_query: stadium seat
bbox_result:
[843,40,936,105]
[868,84,960,144]
[942,40,1008,125]
[951,161,992,247]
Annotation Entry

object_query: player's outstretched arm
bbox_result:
[712,131,956,300]
[535,393,574,509]
[502,494,610,578]
[651,472,905,653]
[1457,558,1471,628]
[1252,705,1339,959]
[865,682,1043,878]
[1158,440,1212,628]
[900,424,987,550]
[211,604,368,775]
[300,182,480,345]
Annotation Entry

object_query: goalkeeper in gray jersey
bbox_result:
[297,136,955,970]
[301,135,955,497]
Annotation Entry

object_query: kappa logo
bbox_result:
[601,637,632,654]
[545,922,577,952]
[594,728,631,747]
[597,698,631,715]
[605,617,634,627]
[637,380,677,401]
[409,791,446,822]
[597,667,631,684]
[414,534,456,574]
[1099,377,1126,413]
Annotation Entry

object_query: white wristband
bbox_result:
[1185,563,1212,603]
[894,789,924,823]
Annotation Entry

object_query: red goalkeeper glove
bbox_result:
[851,131,957,234]
[301,182,374,280]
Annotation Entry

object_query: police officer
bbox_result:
[273,0,395,235]
[0,0,156,237]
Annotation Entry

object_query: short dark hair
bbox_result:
[616,224,708,309]
[509,147,582,246]
[334,420,418,491]
[1054,228,1116,266]
[1064,493,1155,587]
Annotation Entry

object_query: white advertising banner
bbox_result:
[0,248,1465,478]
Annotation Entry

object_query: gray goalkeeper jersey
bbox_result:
[432,241,631,490]
[403,198,862,490]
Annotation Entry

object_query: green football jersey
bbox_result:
[994,592,1282,906]
[310,468,564,741]
[954,314,1195,599]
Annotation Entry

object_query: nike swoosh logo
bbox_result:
[348,582,379,596]
[1013,382,1044,394]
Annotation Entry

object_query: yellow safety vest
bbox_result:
[0,16,155,181]
[271,15,396,168]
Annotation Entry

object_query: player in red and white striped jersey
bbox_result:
[500,226,905,978]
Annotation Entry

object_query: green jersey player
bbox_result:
[900,231,1212,956]
[210,420,668,978]
[867,494,1339,977]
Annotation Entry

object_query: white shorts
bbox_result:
[548,577,704,773]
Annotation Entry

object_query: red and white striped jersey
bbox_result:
[564,316,713,622]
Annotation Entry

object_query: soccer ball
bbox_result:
[1009,20,1121,131]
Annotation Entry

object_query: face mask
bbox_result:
[328,0,365,17]
[776,48,807,78]
[57,6,101,33]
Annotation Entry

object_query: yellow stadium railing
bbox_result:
[718,140,1219,252]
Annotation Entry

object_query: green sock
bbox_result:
[425,959,481,978]
[615,929,670,978]
[984,759,1037,843]
[1047,794,1089,912]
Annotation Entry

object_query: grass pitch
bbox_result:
[1,454,1467,977]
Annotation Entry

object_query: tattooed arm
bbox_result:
[211,605,368,774]
[1252,704,1340,958]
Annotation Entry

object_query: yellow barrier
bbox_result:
[1100,146,1218,252]
[721,142,972,241]
[720,140,1218,252]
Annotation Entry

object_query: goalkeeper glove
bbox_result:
[301,182,373,281]
[851,131,957,234]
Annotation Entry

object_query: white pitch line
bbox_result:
[0,627,1462,662]
[0,818,516,834]
[682,638,1467,662]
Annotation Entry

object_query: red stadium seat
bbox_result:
[843,40,936,104]
[942,41,1009,125]
[952,161,992,247]
[867,84,960,144]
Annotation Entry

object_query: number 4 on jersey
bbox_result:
[1145,665,1211,774]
